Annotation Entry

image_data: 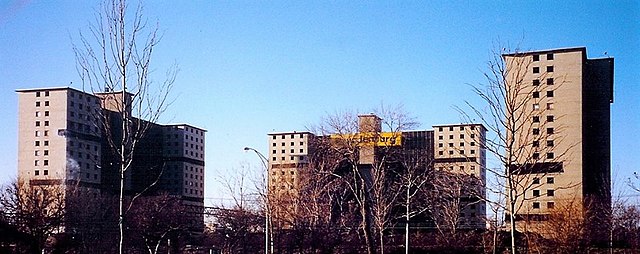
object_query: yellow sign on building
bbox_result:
[331,132,402,146]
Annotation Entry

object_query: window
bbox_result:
[290,149,294,153]
[272,157,276,161]
[35,131,40,137]
[547,189,555,196]
[547,103,554,110]
[438,136,443,140]
[460,150,465,154]
[546,152,554,159]
[547,78,554,85]
[460,134,464,138]
[438,151,444,155]
[471,133,475,138]
[449,135,453,139]
[43,170,48,175]
[532,141,539,147]
[533,103,540,110]
[470,149,476,154]
[533,177,540,184]
[547,66,554,72]
[449,150,454,155]
[45,91,49,96]
[438,127,443,131]
[35,170,40,176]
[36,121,40,127]
[547,140,554,147]
[532,202,540,209]
[533,153,540,159]
[43,160,48,166]
[272,136,276,139]
[533,128,540,135]
[533,55,540,61]
[44,150,48,156]
[449,126,454,131]
[533,189,540,197]
[44,121,49,126]
[36,91,41,97]
[44,101,49,106]
[35,160,39,166]
[533,79,540,86]
[272,150,276,154]
[533,116,540,122]
[449,143,454,147]
[35,141,40,146]
[533,67,540,73]
[547,115,554,122]
[460,142,465,146]
[36,101,41,107]
[547,127,554,134]
[547,201,555,209]
[547,90,554,97]
[438,143,443,147]
[290,142,294,146]
[44,111,49,116]
[547,53,554,60]
[281,150,285,153]
[471,142,475,146]
[35,150,39,156]
[533,91,539,98]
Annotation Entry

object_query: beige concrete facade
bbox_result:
[17,87,103,188]
[268,117,488,229]
[433,123,487,228]
[504,47,613,234]
[16,87,206,211]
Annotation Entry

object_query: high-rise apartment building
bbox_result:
[503,47,613,236]
[433,124,487,228]
[267,115,487,229]
[16,87,206,226]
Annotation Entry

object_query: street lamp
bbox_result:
[243,147,272,254]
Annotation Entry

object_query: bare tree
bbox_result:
[73,0,177,253]
[311,110,377,254]
[209,164,264,254]
[396,148,432,254]
[459,45,575,254]
[0,180,66,253]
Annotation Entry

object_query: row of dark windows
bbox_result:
[272,141,305,147]
[437,125,477,132]
[532,189,555,197]
[272,133,305,139]
[35,101,49,107]
[533,78,554,86]
[35,91,50,97]
[533,66,554,74]
[438,133,476,140]
[438,149,477,155]
[532,53,554,62]
[532,90,554,98]
[532,127,554,135]
[532,201,554,209]
[532,115,554,123]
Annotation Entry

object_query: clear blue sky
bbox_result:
[1,1,638,204]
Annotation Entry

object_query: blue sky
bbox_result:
[0,1,638,203]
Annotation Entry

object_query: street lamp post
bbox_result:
[243,147,271,254]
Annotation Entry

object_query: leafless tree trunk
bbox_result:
[459,45,575,254]
[73,0,177,253]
